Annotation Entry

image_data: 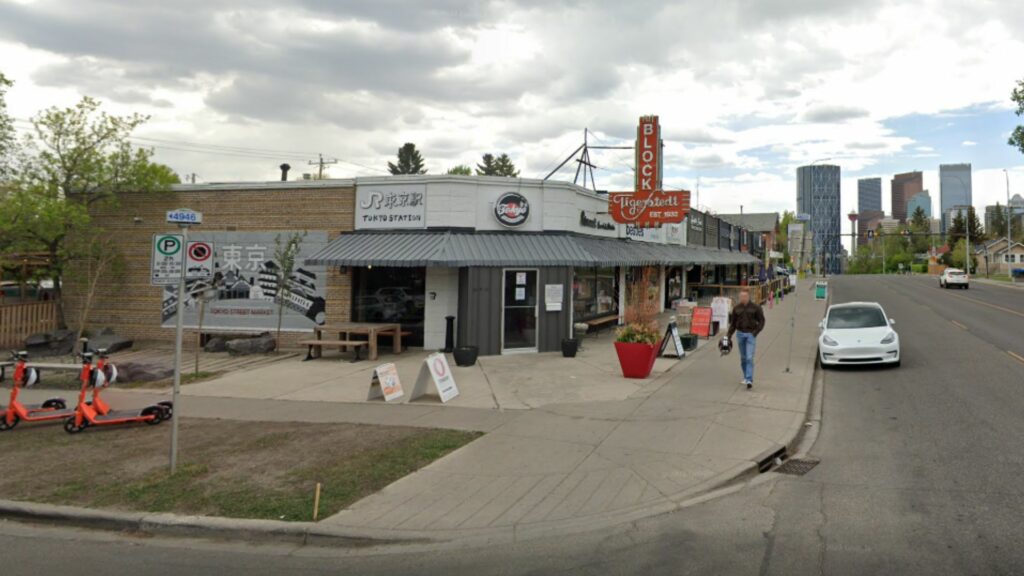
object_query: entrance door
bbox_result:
[502,269,538,352]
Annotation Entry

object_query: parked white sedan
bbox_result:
[818,302,900,368]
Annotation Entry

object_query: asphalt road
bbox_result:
[3,275,1023,575]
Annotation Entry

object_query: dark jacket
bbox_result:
[728,301,765,338]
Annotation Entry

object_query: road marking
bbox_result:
[950,320,968,330]
[1008,351,1024,366]
[942,292,1024,319]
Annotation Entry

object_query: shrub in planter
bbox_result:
[614,268,662,379]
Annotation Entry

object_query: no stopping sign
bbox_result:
[186,241,214,279]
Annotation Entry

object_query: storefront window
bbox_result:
[351,266,426,346]
[572,266,618,320]
[665,266,683,307]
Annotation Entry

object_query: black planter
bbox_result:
[681,333,699,351]
[453,345,479,367]
[561,338,579,358]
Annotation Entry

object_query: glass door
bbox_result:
[502,269,538,352]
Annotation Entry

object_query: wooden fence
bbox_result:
[688,278,789,307]
[0,301,59,348]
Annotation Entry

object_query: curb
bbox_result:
[0,303,825,549]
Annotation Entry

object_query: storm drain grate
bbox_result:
[774,458,820,475]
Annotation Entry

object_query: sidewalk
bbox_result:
[15,285,826,543]
[319,288,825,541]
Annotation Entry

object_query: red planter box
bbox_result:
[614,341,659,379]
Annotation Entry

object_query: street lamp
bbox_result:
[1005,169,1013,276]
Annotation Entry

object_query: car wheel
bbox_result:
[964,285,969,290]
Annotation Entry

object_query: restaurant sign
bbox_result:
[609,115,690,227]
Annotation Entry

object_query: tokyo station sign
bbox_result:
[608,115,691,227]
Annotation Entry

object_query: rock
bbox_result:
[226,334,276,355]
[89,332,134,354]
[24,329,76,356]
[115,362,174,383]
[203,336,228,353]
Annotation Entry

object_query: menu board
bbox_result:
[692,307,713,338]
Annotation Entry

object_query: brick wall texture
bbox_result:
[62,184,355,349]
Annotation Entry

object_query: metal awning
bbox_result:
[305,231,761,268]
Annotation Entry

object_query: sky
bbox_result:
[2,0,1023,251]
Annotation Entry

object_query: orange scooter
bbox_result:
[0,351,73,431]
[86,347,172,418]
[63,351,170,434]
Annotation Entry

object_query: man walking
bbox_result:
[728,288,765,389]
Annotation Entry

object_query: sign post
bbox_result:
[166,209,201,473]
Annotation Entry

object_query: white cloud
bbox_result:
[962,140,978,146]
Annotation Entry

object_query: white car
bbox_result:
[818,302,900,368]
[939,268,969,289]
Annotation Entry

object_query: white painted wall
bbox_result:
[422,267,460,350]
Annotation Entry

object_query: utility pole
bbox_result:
[1006,169,1013,277]
[308,154,338,180]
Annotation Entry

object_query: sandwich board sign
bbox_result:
[408,352,460,403]
[367,362,404,402]
[659,321,685,358]
[151,234,184,286]
[185,241,214,280]
[692,307,713,338]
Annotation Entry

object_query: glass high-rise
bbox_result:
[797,164,842,275]
[939,163,972,234]
[858,178,882,215]
[891,171,923,223]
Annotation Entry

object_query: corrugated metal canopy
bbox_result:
[305,231,760,268]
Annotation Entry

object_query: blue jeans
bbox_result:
[736,331,756,382]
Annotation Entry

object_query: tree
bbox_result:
[1010,78,1024,156]
[65,229,123,345]
[909,206,931,253]
[476,153,519,177]
[272,231,306,351]
[0,72,14,179]
[989,202,1007,239]
[4,96,178,328]
[949,238,977,273]
[446,164,472,175]
[947,208,981,244]
[777,210,795,263]
[387,143,426,175]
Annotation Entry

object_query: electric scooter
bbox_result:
[63,351,170,434]
[87,347,173,418]
[0,351,74,431]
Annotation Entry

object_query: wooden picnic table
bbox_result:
[311,322,402,361]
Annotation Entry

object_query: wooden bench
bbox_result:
[584,314,619,336]
[298,340,369,362]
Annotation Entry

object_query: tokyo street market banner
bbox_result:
[161,231,328,332]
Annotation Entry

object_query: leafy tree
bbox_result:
[476,153,519,177]
[1010,78,1024,156]
[272,231,306,351]
[777,210,795,264]
[387,143,426,175]
[989,202,1007,239]
[949,238,976,273]
[446,164,472,175]
[0,72,14,179]
[909,206,932,253]
[2,96,178,328]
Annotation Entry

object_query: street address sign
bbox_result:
[151,234,184,286]
[166,209,203,225]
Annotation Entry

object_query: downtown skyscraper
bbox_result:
[797,164,842,275]
[939,163,972,233]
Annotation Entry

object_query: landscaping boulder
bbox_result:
[89,328,133,354]
[225,333,276,355]
[203,336,228,353]
[115,362,174,384]
[24,328,77,357]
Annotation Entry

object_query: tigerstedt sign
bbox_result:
[609,116,691,228]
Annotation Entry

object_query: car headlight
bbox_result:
[821,334,838,346]
[880,332,896,344]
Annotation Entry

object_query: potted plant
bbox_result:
[453,345,478,367]
[614,269,663,378]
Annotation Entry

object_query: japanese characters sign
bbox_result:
[161,231,328,332]
[609,115,690,227]
[356,185,426,229]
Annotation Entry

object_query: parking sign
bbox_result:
[186,241,214,280]
[151,234,184,285]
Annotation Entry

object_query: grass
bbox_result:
[0,418,480,522]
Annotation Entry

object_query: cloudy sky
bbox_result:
[2,0,1023,241]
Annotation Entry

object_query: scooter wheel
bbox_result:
[141,406,164,425]
[63,417,83,434]
[43,399,66,410]
[0,415,18,431]
[157,401,173,419]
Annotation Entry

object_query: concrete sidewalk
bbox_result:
[15,284,826,543]
[318,288,825,541]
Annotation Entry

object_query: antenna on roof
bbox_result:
[543,128,632,191]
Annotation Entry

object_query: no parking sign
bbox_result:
[186,241,214,280]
